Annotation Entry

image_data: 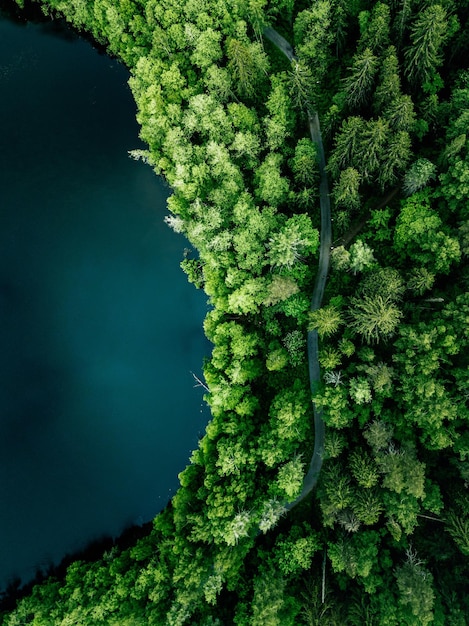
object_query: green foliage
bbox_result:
[395,191,461,273]
[349,449,379,488]
[290,138,319,186]
[268,215,319,267]
[348,240,375,274]
[358,2,390,53]
[359,266,405,302]
[403,159,437,196]
[343,48,378,109]
[274,524,322,575]
[255,153,290,207]
[258,499,287,534]
[404,5,449,85]
[250,566,298,626]
[288,59,314,111]
[349,294,403,343]
[308,304,343,337]
[276,455,305,500]
[395,550,435,625]
[264,275,299,306]
[445,507,469,556]
[406,267,435,295]
[332,166,361,211]
[266,346,289,371]
[227,23,269,98]
[328,530,381,581]
[349,377,372,405]
[282,330,306,366]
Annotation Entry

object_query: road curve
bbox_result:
[263,26,332,509]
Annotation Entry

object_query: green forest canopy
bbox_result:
[2,0,469,624]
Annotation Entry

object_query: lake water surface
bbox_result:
[0,11,209,590]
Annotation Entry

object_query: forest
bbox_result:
[1,0,469,623]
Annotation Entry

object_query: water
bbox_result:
[0,12,209,589]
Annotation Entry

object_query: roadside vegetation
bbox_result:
[2,0,469,623]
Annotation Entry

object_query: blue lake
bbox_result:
[0,11,209,590]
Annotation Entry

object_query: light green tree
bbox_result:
[343,48,378,109]
[358,2,390,53]
[404,5,448,84]
[332,167,361,210]
[348,240,375,274]
[403,158,436,196]
[276,455,305,500]
[227,24,269,98]
[308,304,343,337]
[268,215,319,268]
[395,549,435,626]
[349,294,403,343]
[290,138,319,186]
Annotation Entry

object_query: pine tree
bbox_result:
[343,48,378,109]
[349,294,403,343]
[404,5,448,84]
[403,158,436,196]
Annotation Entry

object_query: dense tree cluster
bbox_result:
[2,0,469,624]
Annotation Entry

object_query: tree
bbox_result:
[264,275,299,306]
[404,5,448,84]
[348,240,375,274]
[383,95,415,132]
[276,455,305,500]
[378,445,426,499]
[403,159,436,196]
[352,489,383,526]
[224,511,252,546]
[359,117,389,180]
[308,304,343,337]
[406,267,435,295]
[379,130,411,188]
[332,167,361,210]
[349,449,379,488]
[328,116,366,178]
[394,191,461,273]
[328,531,381,582]
[290,138,319,186]
[258,499,287,534]
[274,524,321,575]
[294,1,333,67]
[395,549,435,626]
[264,74,296,150]
[392,0,414,45]
[349,377,372,405]
[288,59,314,111]
[188,26,223,70]
[349,294,403,343]
[373,46,401,113]
[255,153,290,207]
[267,383,311,442]
[445,507,469,556]
[343,48,378,109]
[359,267,405,301]
[227,24,269,98]
[357,1,390,53]
[267,214,319,268]
[250,567,294,626]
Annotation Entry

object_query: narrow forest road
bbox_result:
[263,27,331,509]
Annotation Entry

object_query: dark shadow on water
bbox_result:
[0,0,107,51]
[0,0,52,25]
[0,516,157,612]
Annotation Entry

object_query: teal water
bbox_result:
[0,14,209,589]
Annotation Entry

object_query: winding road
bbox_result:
[263,27,332,509]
